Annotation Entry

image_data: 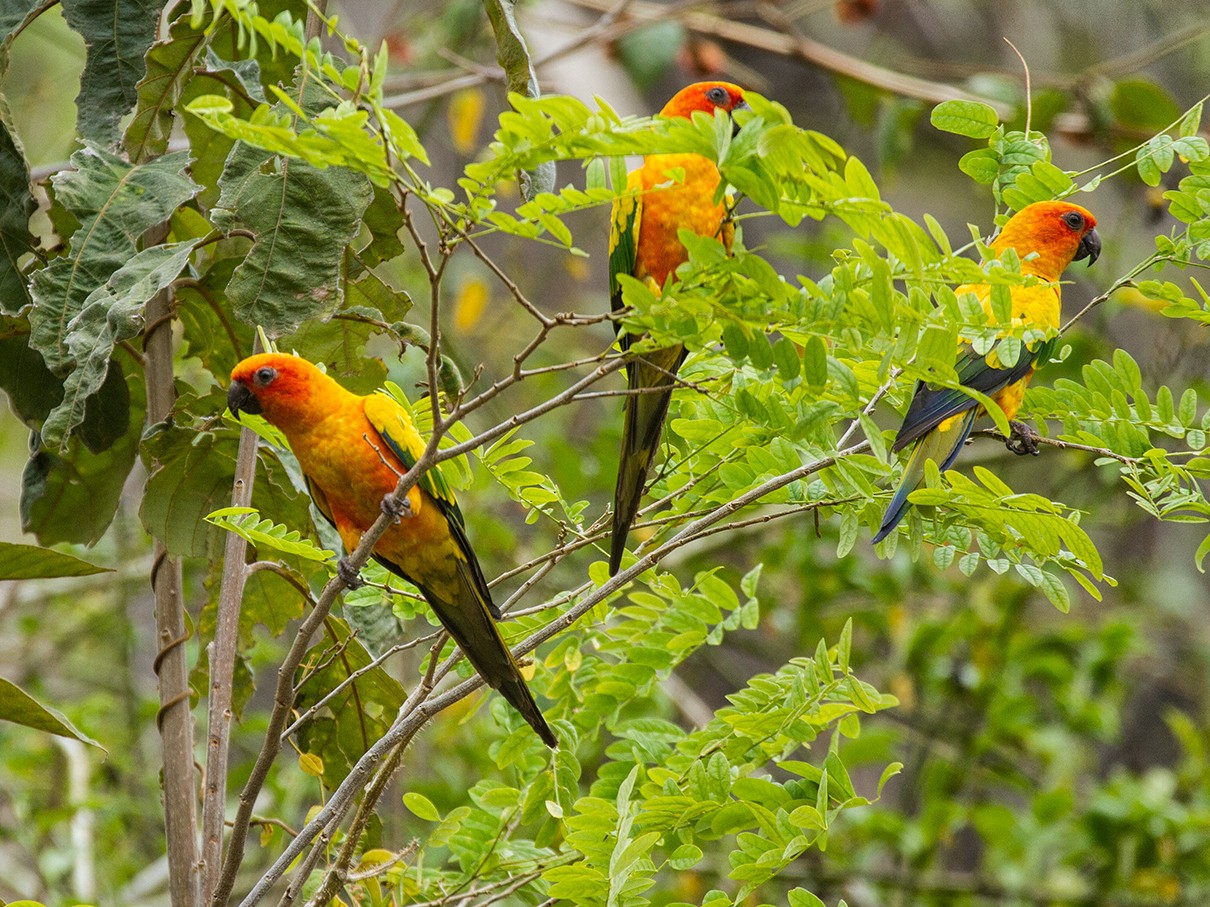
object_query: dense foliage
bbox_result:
[1,2,1209,907]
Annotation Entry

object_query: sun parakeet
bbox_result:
[227,353,557,747]
[608,80,749,575]
[873,200,1101,543]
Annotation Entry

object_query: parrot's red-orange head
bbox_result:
[228,353,335,430]
[991,200,1101,278]
[659,81,748,120]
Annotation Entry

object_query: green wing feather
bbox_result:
[893,337,1047,453]
[362,393,500,620]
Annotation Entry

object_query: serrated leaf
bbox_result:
[140,412,311,559]
[123,14,209,162]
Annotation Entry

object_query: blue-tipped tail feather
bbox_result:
[873,410,977,543]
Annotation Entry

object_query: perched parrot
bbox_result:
[227,353,557,748]
[873,200,1101,543]
[608,80,749,575]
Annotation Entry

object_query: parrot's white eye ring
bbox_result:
[254,366,278,386]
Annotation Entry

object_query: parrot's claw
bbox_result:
[1006,420,1041,456]
[337,557,365,589]
[381,494,413,523]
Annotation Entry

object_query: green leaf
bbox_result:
[205,506,335,562]
[0,541,111,579]
[0,677,104,749]
[958,147,1000,184]
[61,0,164,144]
[29,146,198,374]
[1111,77,1181,133]
[140,409,312,559]
[0,106,34,315]
[294,617,407,782]
[667,843,703,870]
[0,330,63,425]
[123,13,209,163]
[803,335,828,389]
[930,100,1000,139]
[21,363,144,546]
[41,240,200,448]
[485,0,554,201]
[1195,532,1210,573]
[213,145,373,337]
[403,791,441,821]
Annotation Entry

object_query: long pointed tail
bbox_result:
[873,410,976,543]
[426,566,557,748]
[609,346,685,575]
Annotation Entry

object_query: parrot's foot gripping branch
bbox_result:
[337,558,365,590]
[1006,420,1041,457]
[381,494,413,523]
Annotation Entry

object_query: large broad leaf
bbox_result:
[0,0,42,46]
[0,325,62,425]
[40,240,200,448]
[294,617,407,785]
[123,14,209,163]
[28,146,198,375]
[0,541,111,579]
[139,395,312,559]
[211,142,373,337]
[0,104,34,315]
[278,314,390,395]
[20,358,144,545]
[60,0,165,144]
[0,677,104,749]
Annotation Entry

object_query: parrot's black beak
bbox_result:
[227,381,262,417]
[1075,227,1101,265]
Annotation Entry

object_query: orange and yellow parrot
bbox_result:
[227,353,556,748]
[608,80,748,575]
[873,200,1101,543]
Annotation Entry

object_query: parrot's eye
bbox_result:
[253,366,277,386]
[705,86,729,107]
[1061,210,1085,231]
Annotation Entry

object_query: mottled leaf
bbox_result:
[61,0,164,144]
[278,313,389,395]
[29,146,198,374]
[212,143,373,337]
[41,240,199,448]
[123,14,209,163]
